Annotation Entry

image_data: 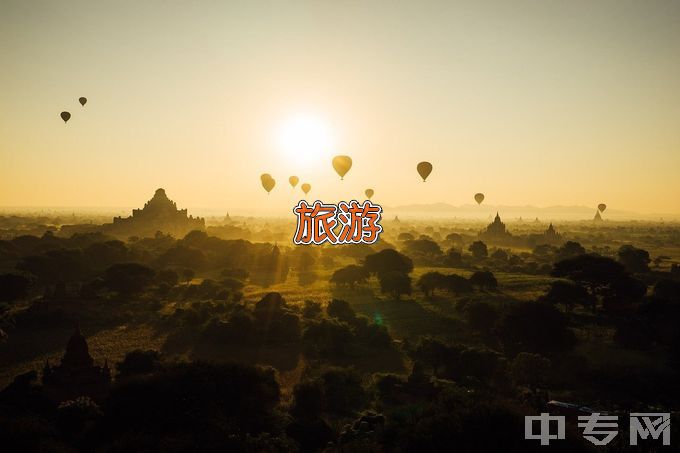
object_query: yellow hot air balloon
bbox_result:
[261,174,275,194]
[301,183,311,195]
[598,203,607,213]
[79,97,87,107]
[332,155,352,180]
[365,189,374,200]
[474,193,485,205]
[289,176,299,188]
[60,111,71,123]
[416,161,432,182]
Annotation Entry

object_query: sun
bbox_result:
[277,114,334,167]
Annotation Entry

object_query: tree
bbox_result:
[157,269,179,287]
[220,268,249,281]
[291,379,325,418]
[17,249,89,284]
[297,270,318,287]
[250,293,300,344]
[254,244,288,287]
[417,271,447,297]
[465,302,499,332]
[443,248,464,267]
[468,241,488,259]
[445,232,463,243]
[552,254,646,310]
[116,350,162,379]
[56,396,103,440]
[403,239,442,257]
[398,232,415,241]
[84,240,128,270]
[182,229,210,244]
[105,362,281,441]
[104,263,155,296]
[378,271,412,299]
[410,337,454,376]
[445,274,474,294]
[617,245,651,273]
[330,265,370,289]
[614,319,652,350]
[0,273,30,302]
[552,254,625,290]
[302,300,322,319]
[157,245,206,270]
[302,319,354,357]
[490,249,509,261]
[452,347,500,381]
[555,241,585,261]
[181,268,195,285]
[653,255,671,269]
[297,251,316,273]
[363,249,413,277]
[327,299,356,323]
[318,368,368,415]
[540,280,594,311]
[498,302,576,355]
[532,244,556,258]
[510,352,551,387]
[286,418,334,453]
[220,277,245,292]
[469,271,498,290]
[652,279,680,303]
[254,292,288,314]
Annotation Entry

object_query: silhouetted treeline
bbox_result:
[2,224,680,452]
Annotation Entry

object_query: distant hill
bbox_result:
[2,203,678,221]
[381,203,677,221]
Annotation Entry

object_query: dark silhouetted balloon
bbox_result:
[332,155,352,180]
[79,97,87,107]
[598,203,607,213]
[60,112,71,123]
[301,183,311,195]
[416,161,432,181]
[289,176,299,188]
[365,189,374,200]
[260,174,275,194]
[474,193,485,205]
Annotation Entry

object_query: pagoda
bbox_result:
[479,212,512,242]
[104,188,205,238]
[542,222,562,244]
[42,325,111,403]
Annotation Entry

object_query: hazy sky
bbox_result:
[1,0,679,215]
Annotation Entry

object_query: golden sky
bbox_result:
[1,0,679,216]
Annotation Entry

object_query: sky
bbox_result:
[1,0,679,216]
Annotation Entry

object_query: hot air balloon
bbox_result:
[474,193,485,205]
[416,161,432,182]
[60,111,71,123]
[332,155,352,180]
[301,183,311,195]
[365,189,374,200]
[79,97,87,107]
[289,176,299,188]
[598,203,607,213]
[260,174,275,194]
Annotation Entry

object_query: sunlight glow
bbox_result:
[277,114,334,167]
